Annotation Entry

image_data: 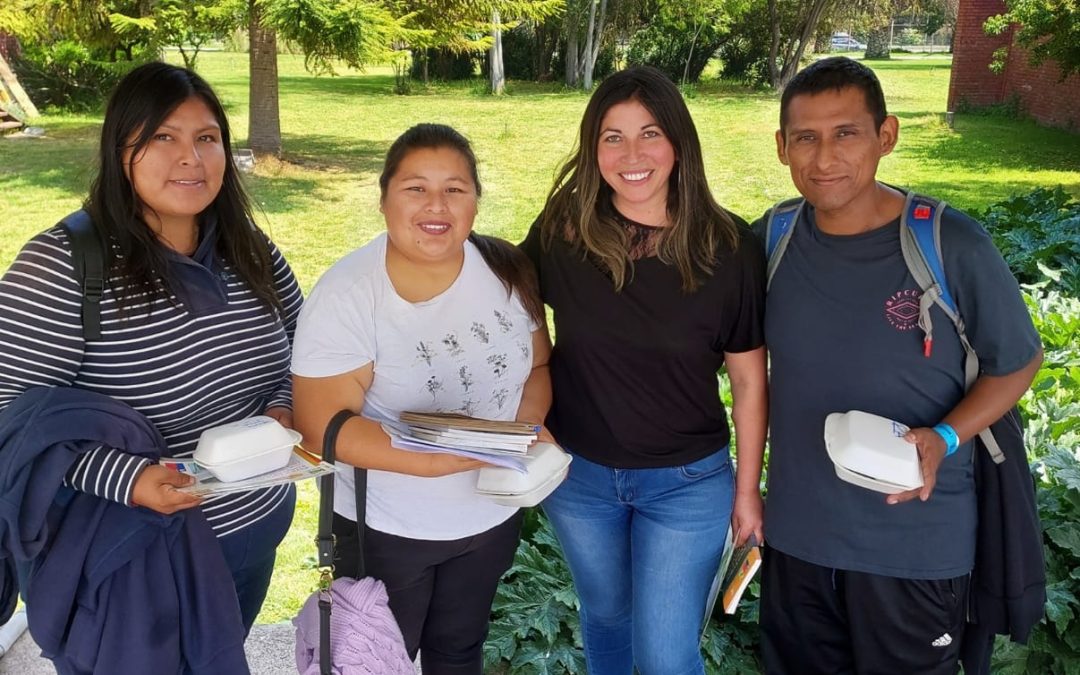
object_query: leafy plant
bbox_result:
[981,187,1080,297]
[12,42,138,111]
[991,285,1080,674]
[626,0,730,84]
[702,586,762,674]
[485,510,585,675]
[984,0,1080,79]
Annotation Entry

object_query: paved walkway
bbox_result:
[1,623,299,674]
[1,622,424,674]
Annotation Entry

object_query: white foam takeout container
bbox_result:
[475,442,572,508]
[824,411,924,494]
[193,416,302,482]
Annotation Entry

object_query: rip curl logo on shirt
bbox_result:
[884,289,922,331]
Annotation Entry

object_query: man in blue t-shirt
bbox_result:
[754,57,1043,675]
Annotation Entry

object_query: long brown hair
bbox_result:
[379,124,544,325]
[539,66,739,292]
[87,61,281,314]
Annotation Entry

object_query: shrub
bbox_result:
[484,509,585,674]
[994,287,1080,674]
[552,41,616,86]
[626,16,725,84]
[716,8,773,86]
[981,187,1080,297]
[896,27,925,46]
[410,48,477,81]
[979,188,1080,672]
[13,42,138,111]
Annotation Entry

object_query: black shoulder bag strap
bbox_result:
[57,210,105,341]
[316,410,368,675]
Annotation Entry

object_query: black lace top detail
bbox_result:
[616,212,665,260]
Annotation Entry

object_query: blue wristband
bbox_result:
[932,423,960,457]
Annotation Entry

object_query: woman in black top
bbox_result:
[520,66,767,675]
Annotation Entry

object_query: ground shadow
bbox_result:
[0,122,101,199]
[900,113,1080,174]
[275,73,401,99]
[278,134,387,175]
[246,173,328,216]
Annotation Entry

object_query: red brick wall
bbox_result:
[948,0,1080,130]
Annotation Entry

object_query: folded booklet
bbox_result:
[163,448,337,497]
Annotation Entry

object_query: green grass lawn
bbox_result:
[1,52,1078,625]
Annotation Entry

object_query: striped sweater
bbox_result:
[0,221,303,537]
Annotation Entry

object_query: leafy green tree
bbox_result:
[387,0,561,89]
[985,0,1080,79]
[764,0,837,88]
[251,0,406,155]
[627,0,732,84]
[152,0,245,69]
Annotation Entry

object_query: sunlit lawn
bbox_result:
[1,51,1078,624]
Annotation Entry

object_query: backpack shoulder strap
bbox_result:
[56,210,105,341]
[899,192,1005,463]
[765,197,805,289]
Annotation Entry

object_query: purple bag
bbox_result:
[293,411,411,675]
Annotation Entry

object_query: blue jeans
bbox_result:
[218,485,296,633]
[542,450,734,675]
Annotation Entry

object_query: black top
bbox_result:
[520,211,766,468]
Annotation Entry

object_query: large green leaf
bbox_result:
[1045,580,1078,636]
[1047,522,1080,557]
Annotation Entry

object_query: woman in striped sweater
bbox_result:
[0,62,303,632]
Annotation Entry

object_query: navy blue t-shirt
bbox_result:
[754,201,1040,579]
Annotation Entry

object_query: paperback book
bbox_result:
[719,531,762,615]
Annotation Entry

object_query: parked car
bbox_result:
[831,33,867,51]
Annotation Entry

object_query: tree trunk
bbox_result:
[767,0,781,88]
[581,0,607,90]
[248,0,281,157]
[770,0,831,90]
[565,24,579,87]
[683,19,705,84]
[581,0,597,90]
[865,26,891,59]
[490,10,505,94]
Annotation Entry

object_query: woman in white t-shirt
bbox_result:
[291,124,551,675]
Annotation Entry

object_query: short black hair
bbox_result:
[779,57,887,133]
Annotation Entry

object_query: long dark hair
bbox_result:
[539,66,740,292]
[379,123,544,326]
[86,61,280,313]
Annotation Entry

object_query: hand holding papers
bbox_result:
[163,448,336,497]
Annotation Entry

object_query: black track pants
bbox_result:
[760,547,968,675]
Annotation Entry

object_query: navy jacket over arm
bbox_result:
[0,386,249,675]
[960,407,1047,675]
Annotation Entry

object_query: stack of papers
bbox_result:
[384,412,541,473]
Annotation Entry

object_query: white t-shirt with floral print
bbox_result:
[292,233,536,540]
